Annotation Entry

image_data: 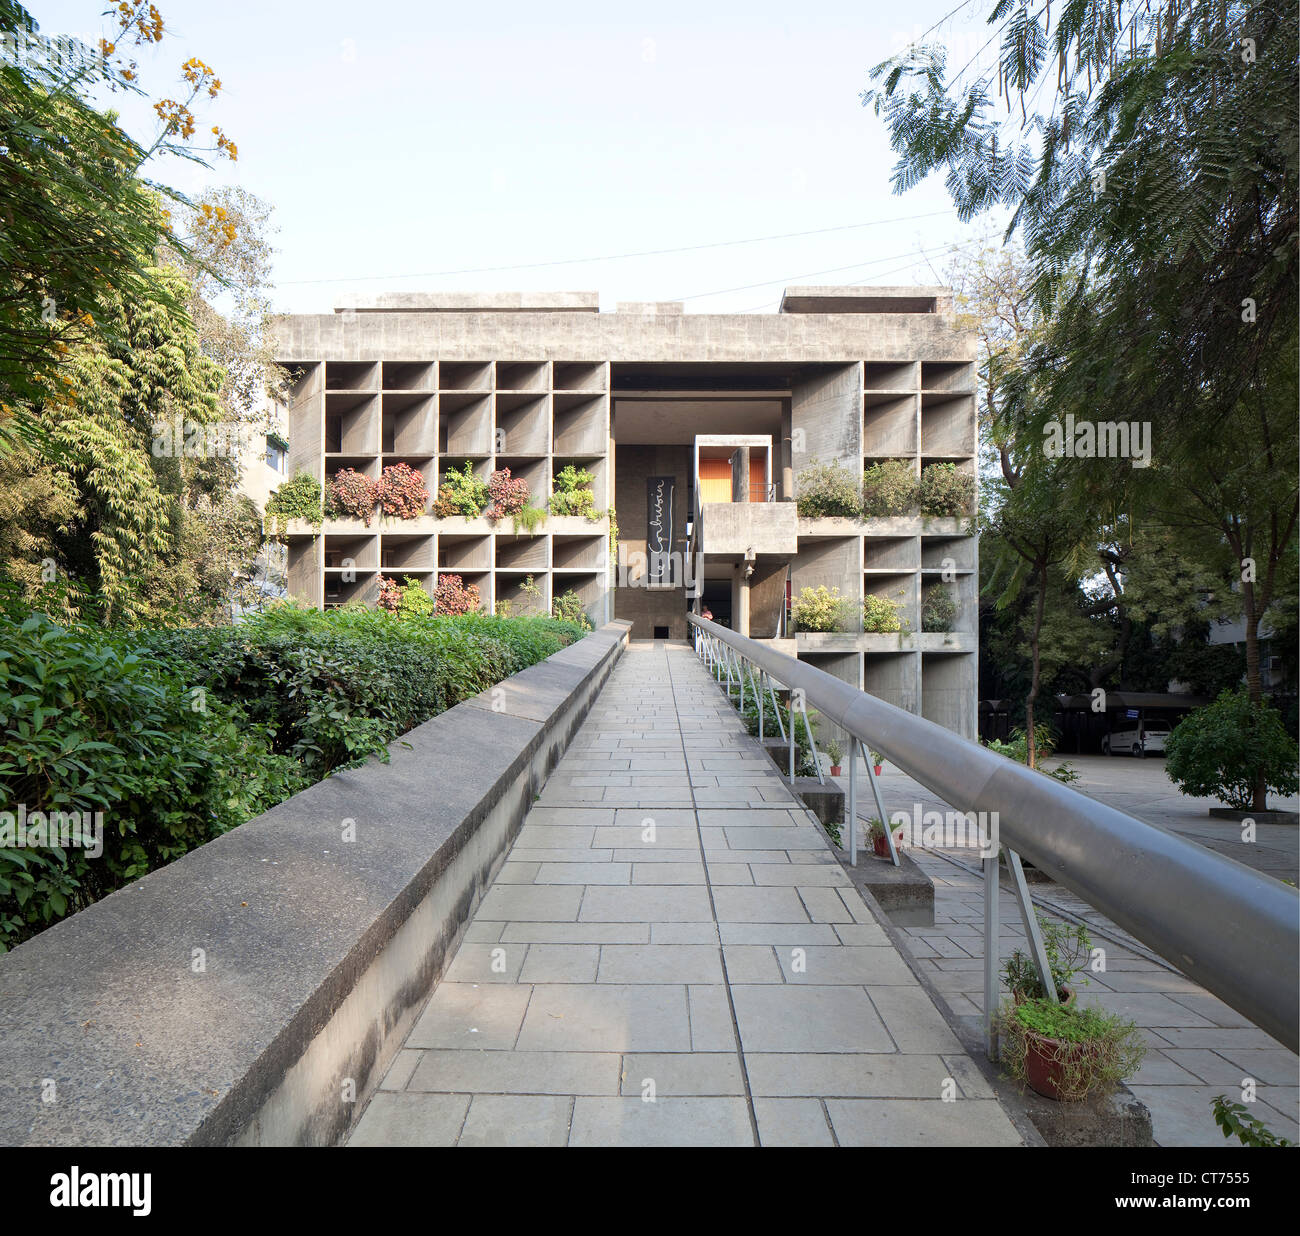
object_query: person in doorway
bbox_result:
[700,606,713,620]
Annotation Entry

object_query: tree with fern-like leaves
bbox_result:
[866,0,1298,800]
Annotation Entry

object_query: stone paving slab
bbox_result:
[348,643,1026,1148]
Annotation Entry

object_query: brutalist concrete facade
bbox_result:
[269,287,979,738]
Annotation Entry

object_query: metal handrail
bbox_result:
[687,613,1299,1052]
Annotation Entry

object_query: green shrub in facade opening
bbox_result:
[552,589,593,631]
[1164,688,1300,810]
[862,592,904,633]
[792,585,857,632]
[265,470,323,533]
[0,604,587,952]
[432,462,489,518]
[921,584,958,632]
[918,462,975,517]
[861,459,920,517]
[795,459,862,519]
[549,464,599,520]
[377,575,435,618]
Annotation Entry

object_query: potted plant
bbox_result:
[996,998,1146,1102]
[1001,913,1092,1005]
[869,748,884,776]
[866,817,901,858]
[826,738,843,777]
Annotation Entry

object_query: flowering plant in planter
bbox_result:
[866,816,902,857]
[433,574,481,615]
[325,468,378,525]
[376,462,429,519]
[486,467,529,521]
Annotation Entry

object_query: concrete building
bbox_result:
[269,287,979,737]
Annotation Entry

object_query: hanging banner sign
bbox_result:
[646,476,675,584]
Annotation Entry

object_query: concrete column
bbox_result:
[736,565,751,637]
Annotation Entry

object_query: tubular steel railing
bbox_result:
[688,613,1299,1056]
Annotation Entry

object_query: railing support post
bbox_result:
[984,852,1000,1061]
[847,738,858,866]
[864,752,897,867]
[1007,849,1059,1005]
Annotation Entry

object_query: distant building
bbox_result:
[268,288,980,738]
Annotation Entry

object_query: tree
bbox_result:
[0,1,237,442]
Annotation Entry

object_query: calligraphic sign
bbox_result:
[646,476,675,584]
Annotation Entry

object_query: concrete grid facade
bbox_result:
[270,287,979,739]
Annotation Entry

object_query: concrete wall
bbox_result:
[0,624,631,1146]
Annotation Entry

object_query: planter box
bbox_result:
[917,631,977,652]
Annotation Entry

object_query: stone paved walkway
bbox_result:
[348,642,1026,1147]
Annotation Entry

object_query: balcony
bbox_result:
[691,434,797,557]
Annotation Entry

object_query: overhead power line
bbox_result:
[276,209,958,287]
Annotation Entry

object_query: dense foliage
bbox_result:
[549,464,599,519]
[265,470,323,530]
[918,463,975,518]
[0,602,585,950]
[433,573,482,615]
[862,592,904,633]
[921,584,958,633]
[792,585,857,632]
[795,460,862,519]
[325,468,377,524]
[376,463,429,519]
[1164,689,1299,810]
[432,462,489,518]
[861,459,919,517]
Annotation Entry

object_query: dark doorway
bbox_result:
[698,580,732,628]
[653,626,670,640]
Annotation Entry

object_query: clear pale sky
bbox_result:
[29,0,1007,314]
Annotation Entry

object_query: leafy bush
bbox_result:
[325,468,378,523]
[432,462,489,518]
[795,459,862,519]
[376,462,429,519]
[862,592,904,633]
[0,609,305,951]
[552,588,593,630]
[1164,689,1300,810]
[512,503,547,535]
[986,725,1080,783]
[792,585,857,632]
[486,467,529,521]
[550,464,599,519]
[265,470,322,531]
[1002,914,1092,1001]
[918,462,975,517]
[0,595,588,953]
[921,584,958,632]
[434,573,482,615]
[861,459,920,516]
[377,575,435,617]
[1211,1097,1296,1147]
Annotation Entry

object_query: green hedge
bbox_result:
[0,604,586,951]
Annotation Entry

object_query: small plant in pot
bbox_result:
[826,738,843,777]
[866,817,901,858]
[996,998,1146,1102]
[869,748,884,775]
[1001,913,1093,1005]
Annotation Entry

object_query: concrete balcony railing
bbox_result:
[696,500,798,557]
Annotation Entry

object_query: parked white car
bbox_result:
[1101,718,1172,757]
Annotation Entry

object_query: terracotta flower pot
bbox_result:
[830,765,842,776]
[873,764,883,776]
[1022,1028,1100,1101]
[872,832,901,857]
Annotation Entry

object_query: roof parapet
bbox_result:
[779,286,953,315]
